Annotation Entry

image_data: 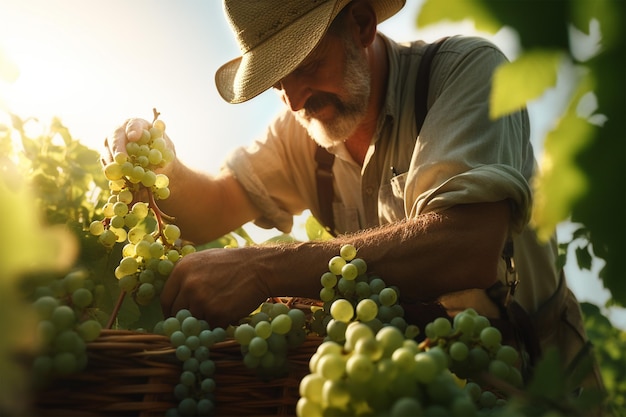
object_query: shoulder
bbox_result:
[437,35,509,65]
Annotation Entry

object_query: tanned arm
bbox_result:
[162,200,510,328]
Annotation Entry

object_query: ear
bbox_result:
[346,0,377,47]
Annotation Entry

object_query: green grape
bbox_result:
[118,256,139,275]
[328,256,346,275]
[479,390,497,408]
[234,324,256,346]
[269,302,289,318]
[141,170,157,187]
[368,277,386,294]
[148,148,163,165]
[337,277,356,296]
[378,287,398,307]
[322,379,351,409]
[53,352,79,375]
[170,330,186,347]
[98,229,117,247]
[77,320,102,342]
[176,309,192,322]
[33,296,59,319]
[136,282,155,300]
[135,239,152,258]
[110,215,125,229]
[248,336,268,357]
[118,275,138,292]
[181,316,200,336]
[356,298,378,322]
[329,299,353,323]
[51,305,76,330]
[158,259,175,276]
[449,341,469,362]
[271,314,292,335]
[181,244,196,256]
[167,249,181,263]
[117,188,133,204]
[299,373,325,404]
[185,335,200,350]
[124,212,140,228]
[163,317,181,337]
[315,351,345,381]
[391,397,423,417]
[149,241,165,259]
[432,316,452,338]
[375,326,404,359]
[325,319,347,343]
[197,398,214,416]
[103,162,124,181]
[414,352,439,385]
[320,271,337,288]
[155,187,170,199]
[346,353,375,382]
[126,141,140,155]
[139,269,155,284]
[488,359,510,380]
[340,263,358,280]
[479,326,502,349]
[296,398,322,417]
[339,244,357,261]
[155,173,169,188]
[254,320,272,339]
[495,344,519,366]
[71,288,93,308]
[89,220,104,236]
[287,308,306,329]
[351,258,368,276]
[131,202,150,218]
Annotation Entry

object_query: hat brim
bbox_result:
[215,0,405,104]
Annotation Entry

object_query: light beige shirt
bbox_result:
[224,34,559,313]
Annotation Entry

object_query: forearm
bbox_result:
[258,201,511,302]
[156,161,260,244]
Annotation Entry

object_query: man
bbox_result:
[104,0,601,392]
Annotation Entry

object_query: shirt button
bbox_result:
[365,186,374,195]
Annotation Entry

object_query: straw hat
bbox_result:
[215,0,405,104]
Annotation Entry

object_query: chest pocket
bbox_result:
[378,172,408,224]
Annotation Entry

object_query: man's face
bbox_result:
[274,30,371,148]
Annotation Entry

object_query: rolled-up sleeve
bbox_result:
[404,37,534,235]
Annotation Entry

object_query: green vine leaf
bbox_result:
[490,50,563,119]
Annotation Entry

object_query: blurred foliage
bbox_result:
[581,302,626,416]
[418,0,625,307]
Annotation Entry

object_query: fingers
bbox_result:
[101,118,152,168]
[126,118,152,142]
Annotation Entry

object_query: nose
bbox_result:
[278,74,311,112]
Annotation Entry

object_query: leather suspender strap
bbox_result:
[314,144,337,234]
[314,37,449,235]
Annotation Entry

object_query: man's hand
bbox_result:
[161,247,273,329]
[101,118,177,170]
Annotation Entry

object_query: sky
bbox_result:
[0,0,623,328]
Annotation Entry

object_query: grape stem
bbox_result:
[106,290,126,329]
[152,108,160,123]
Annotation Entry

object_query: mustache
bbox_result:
[302,93,343,118]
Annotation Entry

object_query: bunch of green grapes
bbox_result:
[89,113,196,307]
[231,301,308,377]
[310,244,419,341]
[156,309,227,417]
[30,269,103,387]
[296,245,522,416]
[299,311,517,416]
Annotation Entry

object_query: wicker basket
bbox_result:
[34,299,324,417]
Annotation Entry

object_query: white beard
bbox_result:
[295,36,371,148]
